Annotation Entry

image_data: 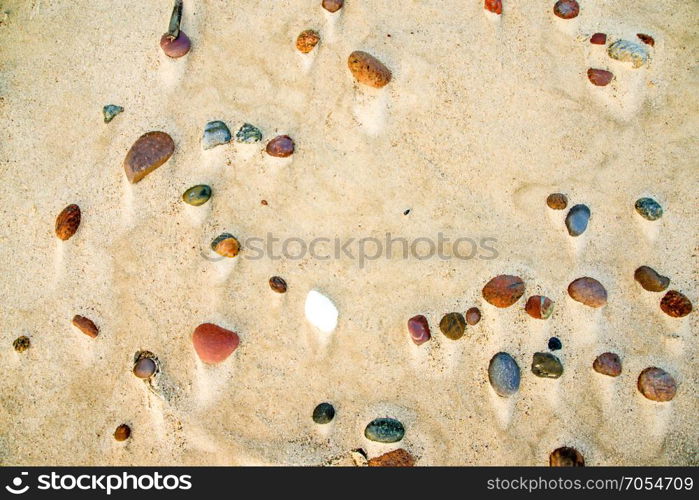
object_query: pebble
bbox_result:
[72,315,99,338]
[488,352,521,397]
[549,447,585,467]
[484,0,502,15]
[531,352,563,378]
[182,185,212,206]
[637,33,655,47]
[133,356,157,379]
[103,104,123,123]
[296,30,320,53]
[312,402,335,424]
[660,290,692,318]
[13,336,30,353]
[568,277,607,308]
[55,204,81,240]
[266,135,295,157]
[235,123,263,143]
[548,337,562,351]
[192,323,240,364]
[113,424,131,442]
[565,204,590,236]
[634,197,663,220]
[368,449,416,467]
[202,121,231,150]
[322,0,344,13]
[305,290,339,333]
[638,367,677,402]
[482,275,525,308]
[590,33,607,45]
[608,39,649,69]
[546,193,567,210]
[407,314,431,346]
[587,68,614,86]
[593,352,622,377]
[269,276,288,294]
[364,418,405,443]
[439,312,466,340]
[211,233,240,258]
[123,131,175,184]
[634,266,670,292]
[348,51,392,88]
[160,31,191,58]
[465,307,481,325]
[553,0,579,19]
[525,295,554,320]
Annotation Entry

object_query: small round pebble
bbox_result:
[568,277,607,308]
[465,307,481,325]
[634,266,670,292]
[587,68,614,86]
[439,312,466,340]
[182,185,212,206]
[660,290,692,318]
[565,204,590,236]
[312,402,335,424]
[296,29,320,53]
[266,135,295,157]
[13,336,30,353]
[637,33,655,46]
[531,352,563,378]
[269,276,288,293]
[638,367,677,402]
[593,352,622,377]
[548,337,562,351]
[553,0,579,19]
[550,447,584,467]
[133,357,157,379]
[488,352,521,397]
[484,0,502,15]
[482,275,525,308]
[114,424,131,441]
[546,193,567,210]
[635,197,663,221]
[235,123,263,143]
[590,33,607,45]
[160,31,191,58]
[368,449,415,467]
[322,0,344,13]
[211,233,240,258]
[525,295,554,319]
[364,418,405,443]
[408,315,431,346]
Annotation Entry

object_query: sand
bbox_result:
[0,0,697,466]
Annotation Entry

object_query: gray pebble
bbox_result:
[202,121,232,150]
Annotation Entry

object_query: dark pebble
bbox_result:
[587,68,614,86]
[525,295,554,319]
[634,266,670,292]
[182,185,212,206]
[638,367,677,402]
[72,315,99,338]
[637,33,655,46]
[568,277,607,308]
[546,193,568,210]
[13,336,30,353]
[482,275,525,308]
[553,0,579,19]
[660,290,692,318]
[408,315,431,346]
[550,447,584,467]
[488,352,521,397]
[133,356,157,379]
[531,352,563,378]
[123,131,175,184]
[548,337,562,351]
[465,307,481,325]
[635,197,663,221]
[266,135,295,157]
[269,276,288,293]
[160,31,191,58]
[439,312,466,340]
[590,33,607,45]
[312,402,335,424]
[593,352,622,377]
[364,418,405,443]
[565,204,590,236]
[114,424,131,441]
[55,204,81,241]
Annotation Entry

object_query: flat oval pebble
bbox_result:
[439,312,466,340]
[192,323,240,364]
[13,336,30,353]
[182,185,211,206]
[103,104,123,123]
[607,39,649,69]
[488,352,521,397]
[525,295,554,319]
[553,0,579,19]
[548,337,562,351]
[482,275,525,308]
[312,402,335,424]
[660,290,692,318]
[546,192,567,210]
[235,123,263,143]
[531,352,563,378]
[565,204,590,236]
[211,233,240,258]
[348,51,392,88]
[123,131,175,184]
[114,424,131,441]
[484,0,502,15]
[72,315,99,338]
[266,135,295,157]
[133,357,157,379]
[637,33,655,46]
[635,197,663,220]
[269,276,288,294]
[55,204,81,240]
[634,266,670,292]
[587,68,613,86]
[550,447,584,467]
[368,449,415,467]
[407,314,431,345]
[637,367,677,402]
[465,307,481,325]
[296,29,320,53]
[160,31,191,58]
[590,33,607,45]
[305,290,338,333]
[568,277,607,308]
[202,121,231,150]
[322,0,344,13]
[364,418,405,443]
[593,352,621,377]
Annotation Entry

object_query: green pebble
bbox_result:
[103,104,124,123]
[182,185,212,206]
[531,352,563,379]
[235,123,263,144]
[364,418,405,443]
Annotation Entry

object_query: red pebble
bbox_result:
[587,68,614,86]
[408,315,431,346]
[484,0,502,15]
[192,323,240,364]
[160,31,191,58]
[553,0,579,20]
[590,33,607,45]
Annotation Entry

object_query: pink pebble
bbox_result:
[408,315,431,346]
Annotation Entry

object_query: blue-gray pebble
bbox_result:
[103,104,124,123]
[235,123,263,144]
[202,121,232,150]
[635,198,663,221]
[565,204,591,237]
[488,352,521,397]
[312,402,335,424]
[364,418,405,443]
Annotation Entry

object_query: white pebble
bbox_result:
[305,290,338,333]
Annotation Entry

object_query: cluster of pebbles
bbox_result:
[12,1,693,467]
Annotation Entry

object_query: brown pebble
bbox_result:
[553,0,579,19]
[638,367,677,402]
[347,51,392,88]
[114,424,131,441]
[587,68,614,86]
[13,336,30,353]
[637,33,655,46]
[266,135,295,158]
[296,30,320,53]
[590,33,607,45]
[659,290,692,318]
[368,449,416,467]
[269,276,288,293]
[549,447,584,467]
[55,204,81,240]
[568,277,607,308]
[322,0,344,13]
[133,356,157,379]
[72,315,99,338]
[439,312,466,340]
[634,266,670,292]
[593,352,622,377]
[261,199,268,206]
[482,275,525,308]
[123,131,175,183]
[525,295,554,319]
[546,193,568,210]
[211,233,240,258]
[465,307,481,325]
